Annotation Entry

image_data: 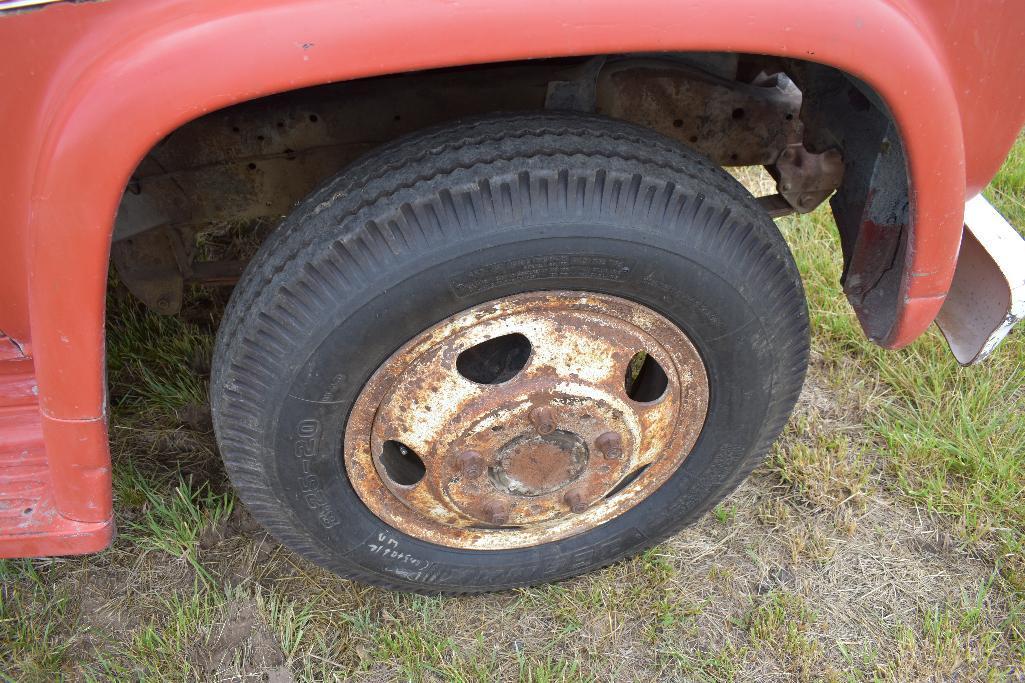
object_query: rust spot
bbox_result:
[595,59,802,167]
[595,431,624,460]
[454,450,484,479]
[769,144,844,214]
[528,405,557,435]
[482,501,510,526]
[491,431,588,496]
[563,489,589,514]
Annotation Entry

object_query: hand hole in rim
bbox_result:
[379,440,426,486]
[456,332,531,384]
[624,351,669,402]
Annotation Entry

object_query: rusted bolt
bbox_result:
[455,450,485,478]
[780,147,796,162]
[482,502,509,525]
[528,405,557,435]
[799,193,816,208]
[780,181,793,192]
[564,489,588,514]
[595,431,624,460]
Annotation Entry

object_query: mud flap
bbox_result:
[936,195,1025,365]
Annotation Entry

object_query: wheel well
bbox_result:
[110,52,908,340]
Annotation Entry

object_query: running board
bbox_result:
[0,357,113,558]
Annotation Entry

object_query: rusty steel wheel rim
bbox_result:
[344,291,710,550]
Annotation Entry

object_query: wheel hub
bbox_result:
[491,431,588,497]
[344,291,709,550]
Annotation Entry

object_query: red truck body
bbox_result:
[0,0,1023,558]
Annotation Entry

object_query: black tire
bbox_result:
[211,112,808,594]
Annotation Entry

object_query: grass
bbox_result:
[784,133,1025,616]
[0,561,73,681]
[105,287,215,417]
[742,591,824,680]
[122,468,234,586]
[0,133,1023,681]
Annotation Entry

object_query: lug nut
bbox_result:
[528,405,557,435]
[483,502,510,525]
[564,489,588,513]
[456,450,485,478]
[595,431,624,460]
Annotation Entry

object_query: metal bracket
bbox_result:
[769,144,844,213]
[110,225,245,314]
[545,57,607,112]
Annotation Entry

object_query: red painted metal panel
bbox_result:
[0,359,38,409]
[0,336,24,362]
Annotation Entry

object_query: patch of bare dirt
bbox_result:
[194,600,294,683]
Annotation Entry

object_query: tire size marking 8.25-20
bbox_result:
[293,418,339,529]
